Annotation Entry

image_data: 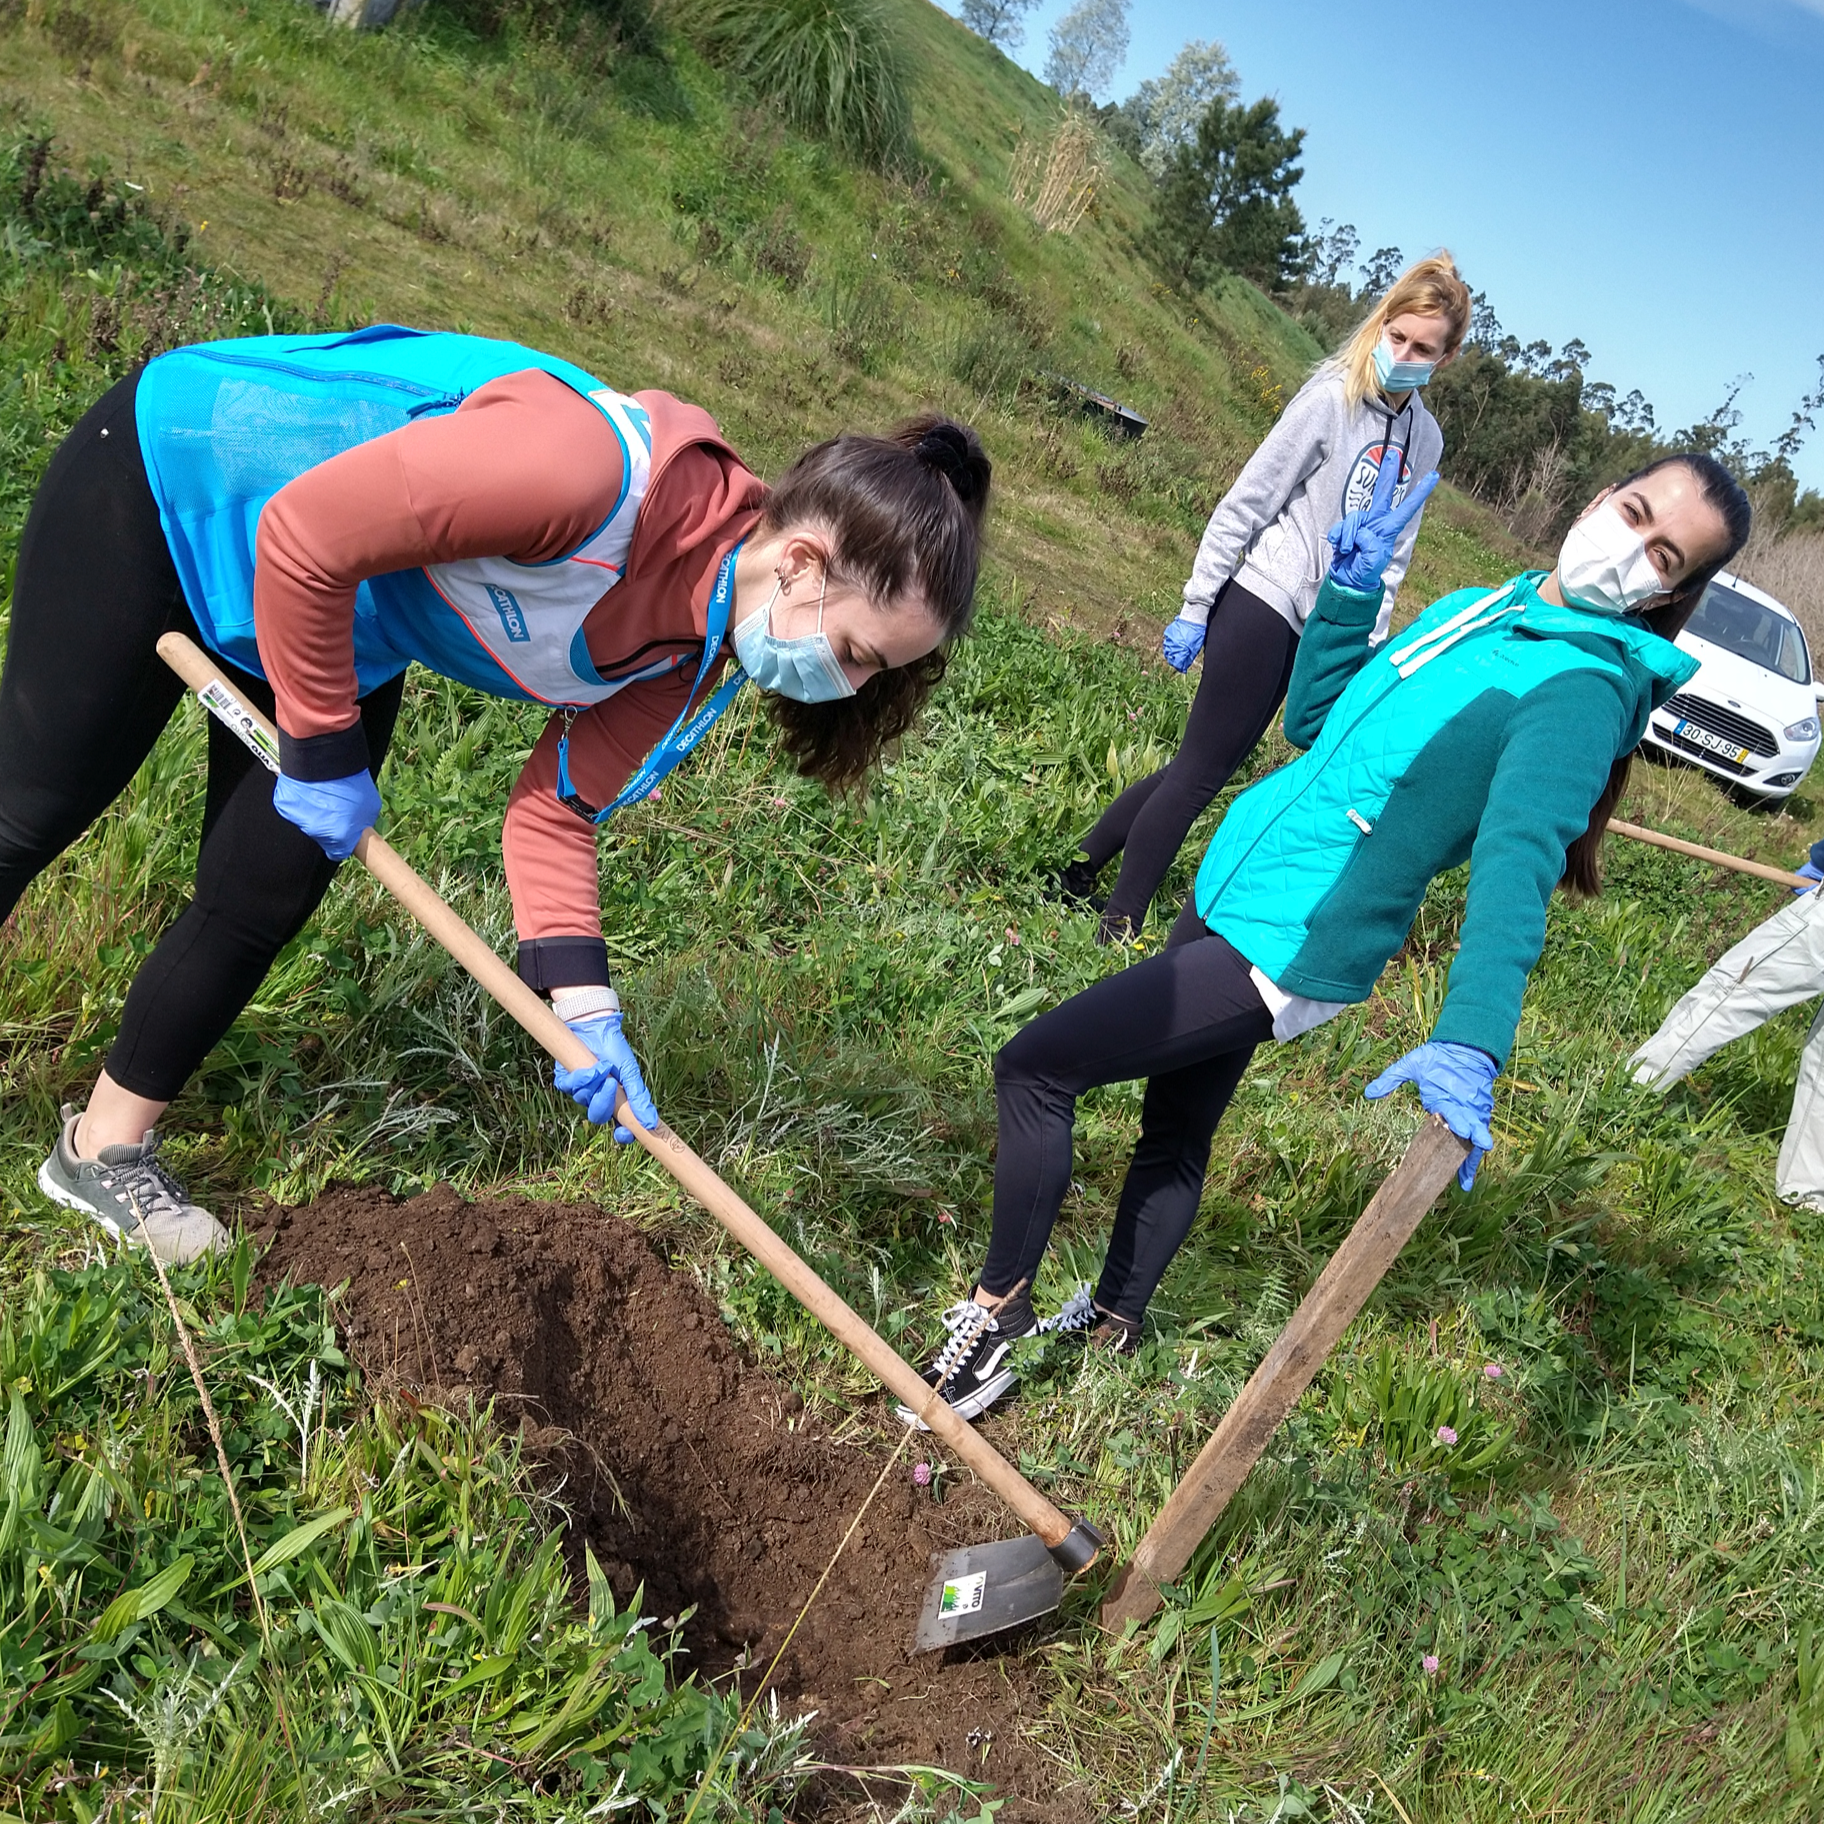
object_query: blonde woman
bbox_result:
[1058,254,1472,942]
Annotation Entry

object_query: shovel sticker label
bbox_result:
[198,680,280,775]
[939,1572,986,1617]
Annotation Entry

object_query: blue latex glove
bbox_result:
[1794,861,1823,897]
[1326,452,1442,593]
[272,770,380,863]
[1364,1041,1497,1190]
[1161,615,1207,673]
[554,1012,658,1145]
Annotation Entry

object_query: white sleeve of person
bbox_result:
[1629,890,1824,1088]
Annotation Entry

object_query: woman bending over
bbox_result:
[1,326,988,1261]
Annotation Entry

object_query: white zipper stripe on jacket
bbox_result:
[1386,585,1515,668]
[1395,605,1524,679]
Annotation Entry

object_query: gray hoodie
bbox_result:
[1180,365,1443,639]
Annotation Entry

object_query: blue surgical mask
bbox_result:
[732,569,856,704]
[1373,337,1435,393]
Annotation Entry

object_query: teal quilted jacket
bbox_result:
[1193,570,1698,1064]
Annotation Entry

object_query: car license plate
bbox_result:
[1672,718,1750,765]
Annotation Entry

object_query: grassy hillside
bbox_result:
[6,2,1824,1819]
[0,0,1519,627]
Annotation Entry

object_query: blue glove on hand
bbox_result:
[1364,1040,1497,1190]
[1326,454,1441,594]
[1161,615,1208,673]
[272,770,380,863]
[1796,861,1824,897]
[553,1012,658,1144]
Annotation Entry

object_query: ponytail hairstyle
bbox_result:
[1328,252,1472,411]
[1561,451,1754,898]
[761,415,991,791]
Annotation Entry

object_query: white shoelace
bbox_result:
[928,1299,996,1388]
[1040,1283,1097,1335]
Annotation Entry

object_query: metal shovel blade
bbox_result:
[913,1534,1064,1652]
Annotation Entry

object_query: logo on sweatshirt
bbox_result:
[485,584,531,644]
[1342,442,1412,517]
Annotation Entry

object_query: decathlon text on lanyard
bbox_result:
[555,544,748,824]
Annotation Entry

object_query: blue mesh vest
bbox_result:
[133,325,656,706]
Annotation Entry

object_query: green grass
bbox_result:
[5,5,1824,1818]
[0,1247,748,1821]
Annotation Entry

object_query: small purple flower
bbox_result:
[1484,1363,1504,1379]
[1436,1425,1458,1446]
[771,796,790,808]
[647,786,663,801]
[1422,1653,1440,1674]
[913,1462,933,1487]
[1005,926,1022,946]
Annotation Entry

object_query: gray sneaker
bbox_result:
[37,1105,230,1265]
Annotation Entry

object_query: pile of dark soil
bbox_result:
[256,1186,1081,1815]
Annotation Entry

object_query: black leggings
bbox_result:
[0,370,404,1103]
[981,900,1273,1322]
[1083,581,1297,930]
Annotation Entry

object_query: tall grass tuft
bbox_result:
[1009,112,1106,235]
[669,0,911,166]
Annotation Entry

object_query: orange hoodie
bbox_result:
[253,369,766,988]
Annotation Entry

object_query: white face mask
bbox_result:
[1556,502,1666,616]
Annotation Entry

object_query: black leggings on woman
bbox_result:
[0,370,404,1103]
[980,899,1273,1322]
[1082,581,1297,931]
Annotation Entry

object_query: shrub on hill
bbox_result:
[666,0,911,166]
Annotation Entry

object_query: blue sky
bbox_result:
[943,0,1824,493]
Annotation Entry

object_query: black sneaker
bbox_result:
[1091,1311,1142,1356]
[897,1291,1038,1428]
[1052,855,1106,911]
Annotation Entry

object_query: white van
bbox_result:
[1640,570,1820,802]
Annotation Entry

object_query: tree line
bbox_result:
[958,1,1823,552]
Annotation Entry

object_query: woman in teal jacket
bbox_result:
[907,449,1751,1422]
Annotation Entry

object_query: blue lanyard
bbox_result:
[555,544,748,826]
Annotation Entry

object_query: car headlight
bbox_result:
[1785,716,1821,743]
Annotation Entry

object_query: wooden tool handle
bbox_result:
[1607,818,1811,889]
[157,633,1083,1552]
[1101,1116,1468,1629]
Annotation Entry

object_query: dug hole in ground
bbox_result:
[255,1184,1072,1814]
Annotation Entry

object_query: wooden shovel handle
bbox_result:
[1101,1115,1468,1629]
[1606,818,1811,889]
[156,632,1084,1554]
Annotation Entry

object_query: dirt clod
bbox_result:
[258,1185,1077,1812]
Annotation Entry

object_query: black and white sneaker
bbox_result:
[1091,1311,1142,1356]
[1036,1284,1140,1355]
[897,1291,1038,1428]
